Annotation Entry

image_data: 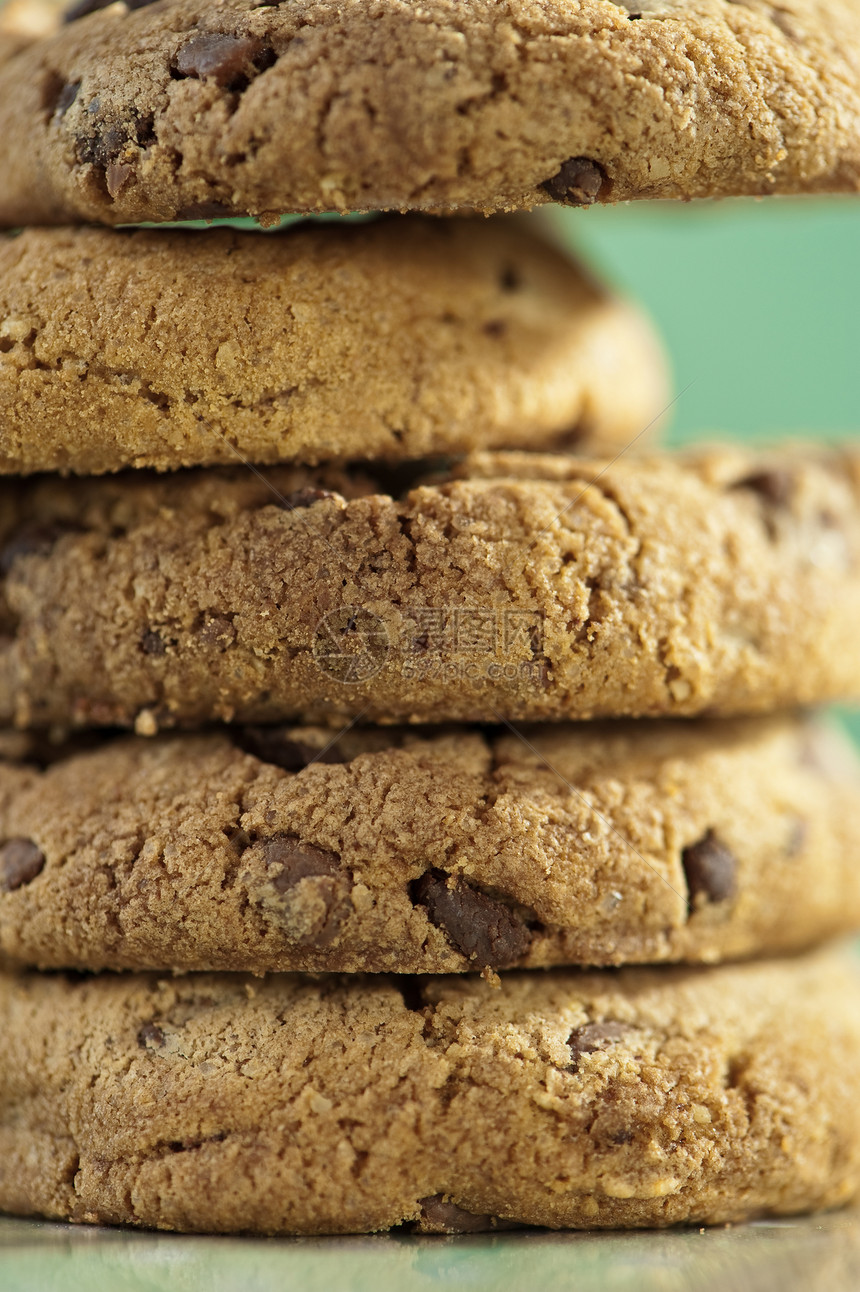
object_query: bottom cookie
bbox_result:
[1,948,859,1235]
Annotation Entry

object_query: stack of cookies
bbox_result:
[2,0,860,1238]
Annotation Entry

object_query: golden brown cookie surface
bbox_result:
[0,715,858,973]
[1,0,859,224]
[0,219,667,475]
[2,948,859,1233]
[2,445,860,728]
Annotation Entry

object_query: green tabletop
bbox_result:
[3,1210,860,1292]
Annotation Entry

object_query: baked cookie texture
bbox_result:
[2,947,860,1233]
[1,0,859,226]
[2,445,860,729]
[0,219,668,475]
[1,715,858,974]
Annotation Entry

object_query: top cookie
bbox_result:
[1,0,859,225]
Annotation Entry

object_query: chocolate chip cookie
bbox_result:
[0,218,668,475]
[2,444,860,729]
[1,0,859,226]
[2,946,859,1232]
[0,714,857,973]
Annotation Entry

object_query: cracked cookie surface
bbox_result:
[0,219,667,475]
[1,0,860,225]
[2,947,859,1233]
[2,445,860,728]
[1,714,858,973]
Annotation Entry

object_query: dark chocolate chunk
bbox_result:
[55,81,81,117]
[253,835,349,947]
[415,1196,496,1235]
[137,1022,165,1049]
[235,726,347,771]
[105,159,132,197]
[411,869,532,969]
[541,157,606,206]
[196,614,236,652]
[172,33,272,92]
[65,0,158,20]
[682,830,737,911]
[140,630,166,657]
[75,120,127,173]
[567,1020,631,1070]
[266,837,340,890]
[732,469,794,507]
[0,838,45,892]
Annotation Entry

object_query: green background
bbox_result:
[556,196,860,447]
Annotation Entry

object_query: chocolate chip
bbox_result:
[76,121,127,173]
[196,614,236,652]
[55,81,81,117]
[499,266,521,292]
[73,105,154,192]
[682,830,737,912]
[411,870,532,970]
[415,1196,497,1235]
[1,523,78,576]
[482,320,507,338]
[266,837,339,890]
[732,469,794,507]
[541,157,606,206]
[137,1021,165,1049]
[172,33,273,92]
[234,727,347,771]
[140,630,166,657]
[252,835,350,947]
[567,1021,631,1070]
[65,0,158,20]
[278,487,338,511]
[0,839,45,892]
[106,161,133,197]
